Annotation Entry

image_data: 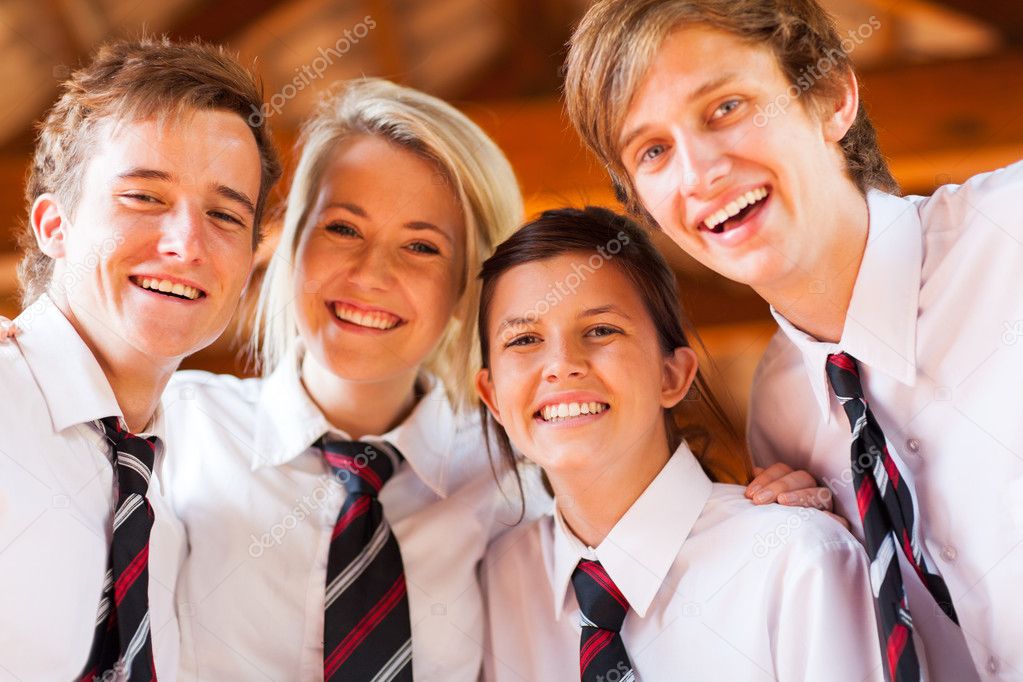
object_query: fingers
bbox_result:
[0,319,19,342]
[776,486,833,511]
[746,463,818,504]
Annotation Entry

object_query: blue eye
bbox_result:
[326,222,359,237]
[640,144,666,165]
[407,241,440,255]
[712,99,742,120]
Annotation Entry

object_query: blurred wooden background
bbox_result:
[1,0,1020,430]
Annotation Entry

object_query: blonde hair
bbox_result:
[564,0,897,224]
[253,78,523,412]
[19,35,282,306]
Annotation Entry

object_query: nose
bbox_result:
[672,131,731,199]
[543,334,588,383]
[346,240,396,291]
[158,202,207,264]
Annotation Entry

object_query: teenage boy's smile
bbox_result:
[621,25,858,292]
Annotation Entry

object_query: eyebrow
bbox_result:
[495,305,631,333]
[117,167,255,217]
[618,72,742,152]
[581,305,631,320]
[325,202,454,244]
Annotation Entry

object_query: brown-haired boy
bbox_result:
[565,1,1017,680]
[0,36,280,679]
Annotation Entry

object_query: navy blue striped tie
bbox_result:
[826,353,957,682]
[319,437,413,681]
[79,417,159,682]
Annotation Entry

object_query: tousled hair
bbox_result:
[18,35,282,306]
[564,0,898,224]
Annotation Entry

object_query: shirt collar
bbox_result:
[548,441,713,620]
[251,345,456,497]
[15,294,123,433]
[770,189,922,420]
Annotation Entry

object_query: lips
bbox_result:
[537,400,610,422]
[698,186,771,234]
[130,275,205,300]
[331,301,403,331]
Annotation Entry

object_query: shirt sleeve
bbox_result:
[744,333,814,472]
[768,523,885,682]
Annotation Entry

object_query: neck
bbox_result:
[551,429,672,548]
[300,352,421,440]
[756,184,870,343]
[50,292,175,433]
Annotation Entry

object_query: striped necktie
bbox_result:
[825,353,957,682]
[571,559,636,682]
[319,437,413,681]
[79,417,159,682]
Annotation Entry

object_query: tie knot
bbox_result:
[571,559,630,632]
[97,416,157,497]
[319,437,404,498]
[825,352,864,399]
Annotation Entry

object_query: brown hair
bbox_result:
[564,0,898,223]
[18,35,282,306]
[478,206,754,511]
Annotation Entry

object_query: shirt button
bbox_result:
[940,545,958,562]
[987,656,1000,674]
[906,438,921,454]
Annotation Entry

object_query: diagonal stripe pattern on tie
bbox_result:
[79,417,159,682]
[319,437,413,682]
[825,352,958,682]
[571,560,636,682]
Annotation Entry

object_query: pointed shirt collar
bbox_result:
[770,189,922,421]
[251,346,456,498]
[14,294,165,438]
[547,442,713,620]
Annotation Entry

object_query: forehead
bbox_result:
[489,253,645,324]
[315,134,464,231]
[85,109,261,190]
[620,25,784,135]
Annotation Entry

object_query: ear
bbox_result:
[661,346,699,409]
[821,68,860,144]
[31,193,69,259]
[475,367,504,425]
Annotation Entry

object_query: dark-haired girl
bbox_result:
[475,207,883,681]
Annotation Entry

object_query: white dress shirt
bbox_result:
[482,442,883,682]
[164,352,523,681]
[0,294,185,681]
[749,161,1023,681]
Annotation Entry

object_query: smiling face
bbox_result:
[620,25,857,292]
[476,254,695,478]
[293,134,466,385]
[40,108,261,364]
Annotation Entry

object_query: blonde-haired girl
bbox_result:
[164,78,524,681]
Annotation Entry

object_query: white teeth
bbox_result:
[133,277,200,300]
[540,401,608,422]
[703,186,769,231]
[333,303,400,330]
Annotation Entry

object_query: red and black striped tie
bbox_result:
[571,559,635,682]
[825,353,957,682]
[320,437,413,682]
[80,417,159,682]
